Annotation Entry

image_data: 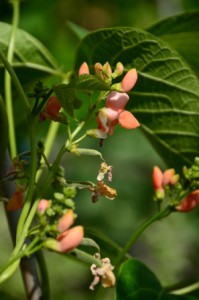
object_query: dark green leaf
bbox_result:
[0,22,61,90]
[74,27,199,170]
[77,74,110,91]
[53,83,76,117]
[116,259,197,300]
[146,12,199,74]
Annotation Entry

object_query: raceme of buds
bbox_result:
[78,61,137,91]
[89,91,140,139]
[176,190,199,212]
[152,166,179,200]
[89,253,115,290]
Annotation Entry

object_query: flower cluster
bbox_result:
[37,187,83,253]
[152,166,179,200]
[79,61,140,139]
[152,164,199,213]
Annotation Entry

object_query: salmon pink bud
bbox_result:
[102,62,112,77]
[37,199,51,214]
[176,190,199,212]
[121,68,138,92]
[78,62,89,75]
[57,210,74,233]
[57,226,84,252]
[170,174,180,185]
[162,169,175,186]
[152,166,163,190]
[114,62,124,77]
[94,62,103,74]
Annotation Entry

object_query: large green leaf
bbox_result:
[74,27,199,170]
[146,12,199,74]
[116,259,196,300]
[0,22,61,90]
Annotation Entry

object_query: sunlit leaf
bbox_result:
[74,27,199,171]
[147,12,199,74]
[0,22,62,90]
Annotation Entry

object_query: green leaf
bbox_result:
[53,83,77,117]
[146,12,199,74]
[53,75,110,117]
[0,22,61,90]
[74,27,199,170]
[66,21,90,40]
[116,259,197,300]
[77,74,110,91]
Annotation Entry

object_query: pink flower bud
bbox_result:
[176,190,199,212]
[121,68,138,92]
[78,62,89,75]
[37,199,50,214]
[170,174,180,185]
[162,169,175,186]
[57,226,84,252]
[45,96,61,118]
[102,62,112,77]
[57,210,74,233]
[94,62,103,74]
[152,166,163,190]
[115,62,124,76]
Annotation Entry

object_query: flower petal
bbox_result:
[121,68,138,92]
[57,210,74,233]
[118,110,140,129]
[57,226,84,252]
[78,62,89,75]
[106,91,129,110]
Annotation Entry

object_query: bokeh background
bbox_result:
[1,0,199,299]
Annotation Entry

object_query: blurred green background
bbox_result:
[1,0,199,299]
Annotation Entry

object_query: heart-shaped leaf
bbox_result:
[0,22,61,90]
[147,12,199,74]
[116,259,196,300]
[74,27,199,171]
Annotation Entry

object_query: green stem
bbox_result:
[171,281,199,295]
[16,116,38,242]
[114,205,172,269]
[36,121,60,183]
[36,250,51,300]
[4,0,20,158]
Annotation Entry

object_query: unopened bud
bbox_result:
[78,62,89,75]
